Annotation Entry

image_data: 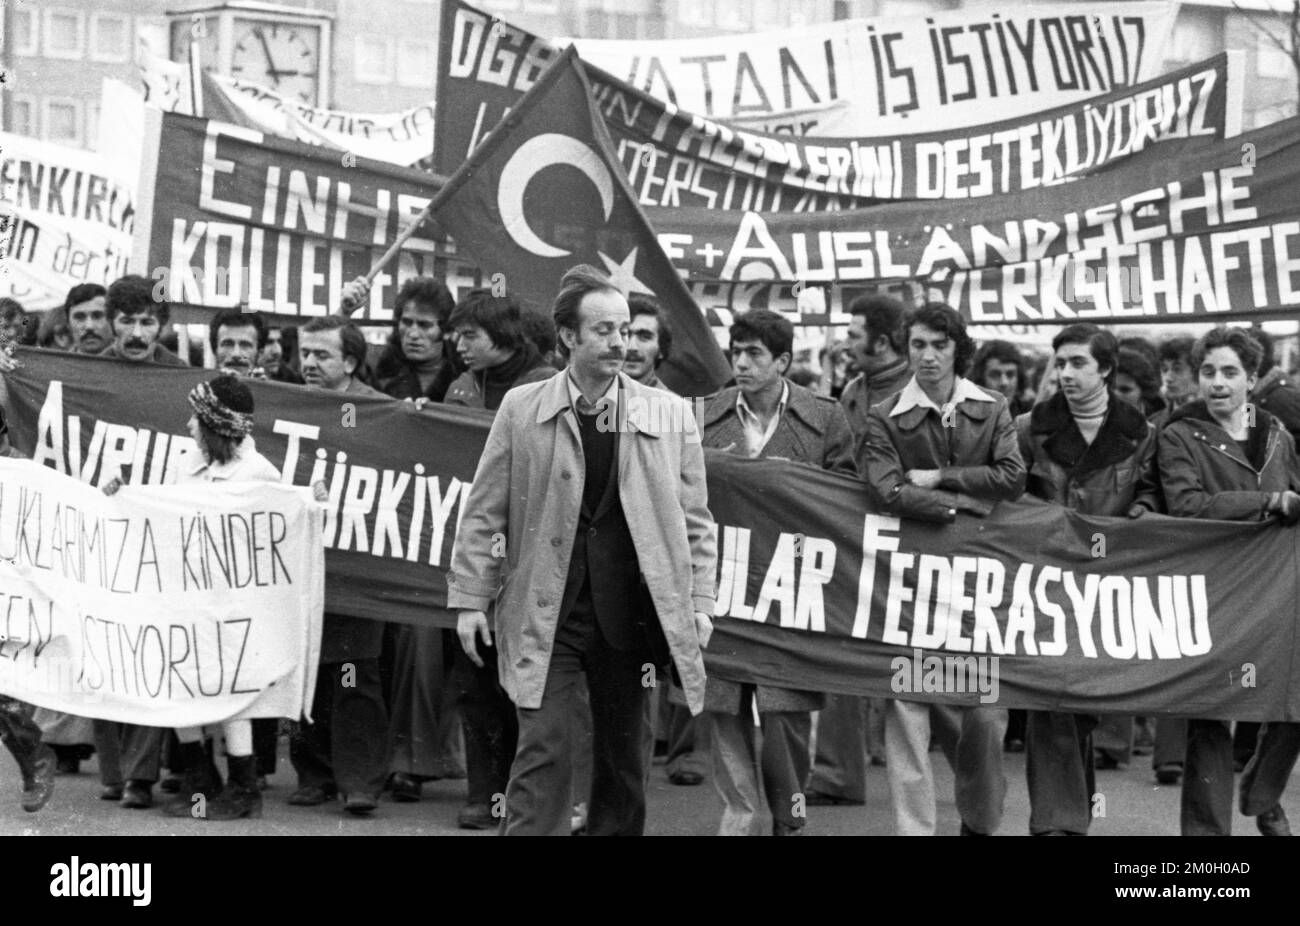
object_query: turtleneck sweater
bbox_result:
[1066,380,1108,445]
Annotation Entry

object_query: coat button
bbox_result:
[561,471,572,480]
[551,537,562,547]
[517,657,531,668]
[537,598,549,608]
[589,527,597,538]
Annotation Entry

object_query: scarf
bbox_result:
[1065,379,1108,445]
[188,381,253,438]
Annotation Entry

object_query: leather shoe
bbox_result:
[667,769,704,786]
[287,784,336,806]
[1155,763,1182,785]
[119,781,153,809]
[159,775,182,794]
[773,821,803,835]
[457,802,496,830]
[960,821,989,836]
[389,772,422,803]
[99,784,124,801]
[1256,805,1291,837]
[343,794,378,815]
[803,790,864,807]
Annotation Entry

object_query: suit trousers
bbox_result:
[885,700,1007,835]
[452,644,518,806]
[708,701,812,835]
[808,694,869,802]
[1025,710,1098,834]
[388,625,464,780]
[1094,715,1134,764]
[93,721,163,786]
[290,658,389,799]
[505,612,651,836]
[1238,722,1300,816]
[1154,717,1187,768]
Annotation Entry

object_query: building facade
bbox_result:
[1,0,1295,146]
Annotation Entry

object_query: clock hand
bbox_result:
[254,28,282,87]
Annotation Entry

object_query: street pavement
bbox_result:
[3,738,1297,836]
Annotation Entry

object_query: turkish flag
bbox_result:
[429,46,731,397]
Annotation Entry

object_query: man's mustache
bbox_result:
[124,339,149,349]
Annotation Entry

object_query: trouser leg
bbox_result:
[454,644,517,806]
[0,697,43,778]
[761,711,813,830]
[503,644,581,837]
[885,699,936,836]
[1181,718,1234,835]
[115,724,162,783]
[92,720,124,788]
[289,667,336,791]
[951,706,1008,835]
[252,718,278,777]
[1154,717,1187,768]
[806,694,867,802]
[329,657,389,799]
[584,634,652,836]
[1094,715,1134,764]
[1239,722,1300,816]
[708,703,763,836]
[1233,721,1261,766]
[1026,711,1097,834]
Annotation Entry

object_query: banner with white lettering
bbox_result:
[595,52,1238,212]
[0,133,135,310]
[648,115,1300,322]
[132,111,484,322]
[433,0,1176,173]
[0,458,323,726]
[7,351,1300,720]
[200,72,436,168]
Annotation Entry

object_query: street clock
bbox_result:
[167,1,333,106]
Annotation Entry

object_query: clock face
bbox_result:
[231,20,321,105]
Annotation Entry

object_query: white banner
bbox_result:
[206,73,435,167]
[0,459,324,727]
[568,2,1177,136]
[0,132,135,310]
[136,50,435,167]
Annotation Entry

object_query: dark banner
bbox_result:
[433,0,1177,173]
[134,111,479,323]
[647,115,1300,322]
[434,0,1221,206]
[9,351,1300,719]
[590,53,1235,211]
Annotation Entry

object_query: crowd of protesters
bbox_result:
[2,271,1300,838]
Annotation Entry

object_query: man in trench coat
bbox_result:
[447,264,717,836]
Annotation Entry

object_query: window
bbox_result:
[396,39,436,88]
[12,8,38,55]
[87,101,101,149]
[44,98,82,145]
[1167,17,1220,66]
[9,98,36,136]
[676,0,716,28]
[354,35,393,84]
[44,9,85,59]
[613,12,639,39]
[90,13,131,63]
[753,0,783,29]
[1258,41,1295,80]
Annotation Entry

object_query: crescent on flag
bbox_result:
[496,133,615,258]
